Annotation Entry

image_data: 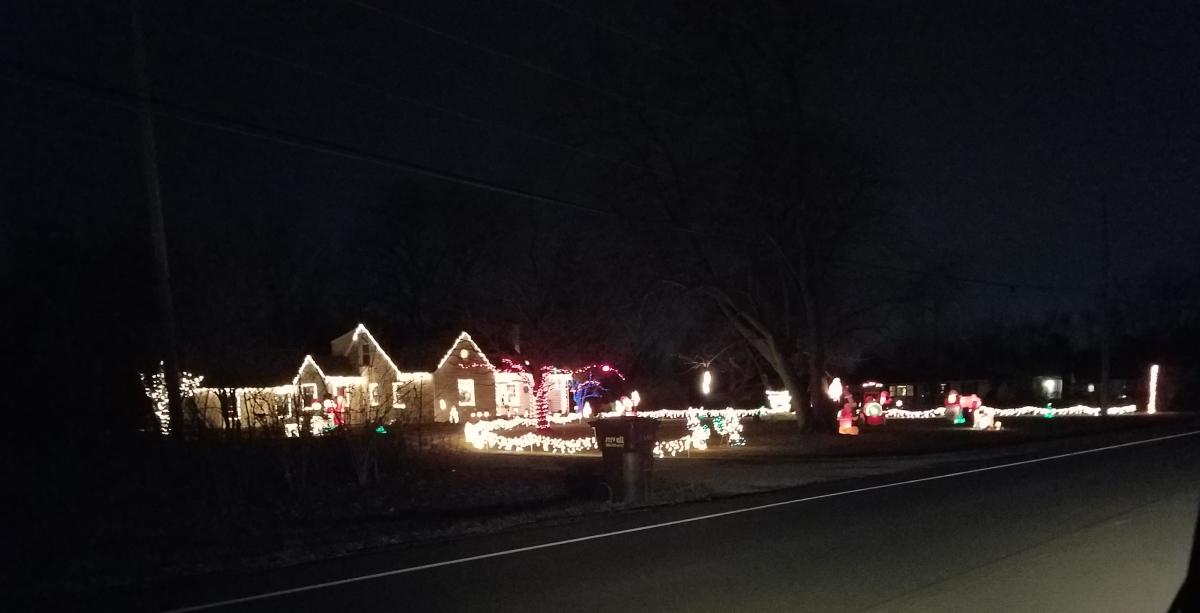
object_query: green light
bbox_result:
[375,425,388,434]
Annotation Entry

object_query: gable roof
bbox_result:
[314,355,360,377]
[327,323,402,376]
[436,331,495,370]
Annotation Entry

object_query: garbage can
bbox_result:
[590,417,660,504]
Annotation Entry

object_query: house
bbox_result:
[432,331,496,420]
[187,325,578,432]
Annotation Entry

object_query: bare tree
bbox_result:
[592,1,896,429]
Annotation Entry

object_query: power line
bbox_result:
[335,0,756,148]
[0,66,615,220]
[527,0,745,87]
[85,3,693,193]
[80,0,774,218]
[4,66,1109,299]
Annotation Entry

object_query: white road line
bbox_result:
[166,429,1200,612]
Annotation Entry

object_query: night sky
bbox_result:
[3,0,1198,409]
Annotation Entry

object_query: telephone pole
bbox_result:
[130,0,183,436]
[1098,198,1111,416]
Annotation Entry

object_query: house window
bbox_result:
[361,343,372,367]
[1040,378,1063,399]
[457,379,476,406]
[301,383,317,403]
[369,382,380,406]
[460,348,469,360]
[895,385,913,397]
[499,382,519,408]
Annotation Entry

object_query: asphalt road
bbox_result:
[118,430,1200,612]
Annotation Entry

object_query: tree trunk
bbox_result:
[778,366,807,431]
[806,326,829,431]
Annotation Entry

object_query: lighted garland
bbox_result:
[465,408,756,455]
[599,405,787,421]
[464,416,594,453]
[884,404,1139,419]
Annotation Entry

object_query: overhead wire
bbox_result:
[4,0,1122,300]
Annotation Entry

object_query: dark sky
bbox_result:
[815,1,1199,309]
[3,0,1198,379]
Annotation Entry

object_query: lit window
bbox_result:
[1040,378,1063,399]
[460,348,469,360]
[499,382,519,408]
[457,379,476,406]
[369,382,380,406]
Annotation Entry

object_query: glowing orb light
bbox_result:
[827,377,843,402]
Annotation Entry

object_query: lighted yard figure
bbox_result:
[837,397,860,436]
[827,377,843,402]
[569,373,606,420]
[701,369,713,396]
[449,405,460,424]
[861,395,885,426]
[945,390,965,424]
[973,405,1000,430]
[331,392,347,427]
[1043,402,1055,419]
[958,393,982,424]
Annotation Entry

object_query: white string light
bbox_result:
[435,331,496,371]
[884,404,1139,419]
[140,362,204,436]
[765,390,792,412]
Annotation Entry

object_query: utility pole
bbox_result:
[1098,198,1111,416]
[130,0,183,436]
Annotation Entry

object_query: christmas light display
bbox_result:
[653,408,747,457]
[465,408,758,456]
[765,390,792,412]
[437,331,496,371]
[464,415,594,453]
[1147,364,1159,414]
[884,406,945,419]
[140,362,205,436]
[972,406,1000,430]
[349,323,404,377]
[499,359,626,430]
[292,354,327,385]
[595,405,787,420]
[884,404,1138,419]
[700,369,712,395]
[827,377,843,402]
